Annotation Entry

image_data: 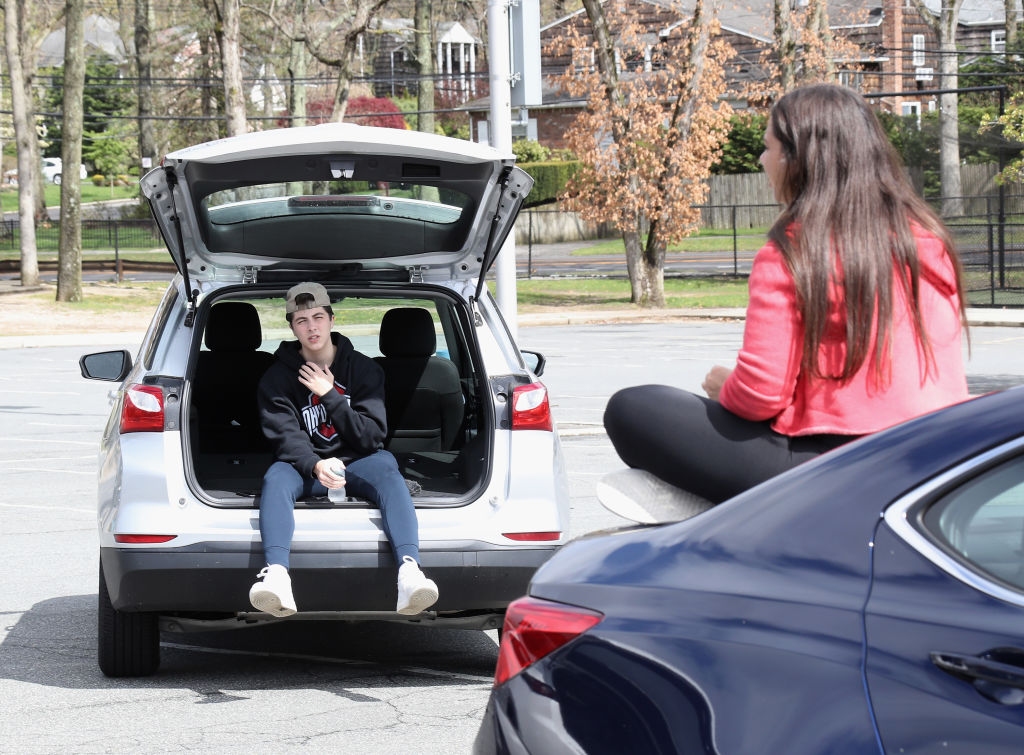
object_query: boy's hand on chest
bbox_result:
[298,362,335,397]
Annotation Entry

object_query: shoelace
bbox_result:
[256,566,270,580]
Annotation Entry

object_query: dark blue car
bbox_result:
[474,385,1024,754]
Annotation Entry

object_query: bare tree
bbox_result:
[199,30,223,142]
[135,0,158,164]
[209,0,248,136]
[58,0,85,302]
[415,0,435,134]
[248,0,392,122]
[221,0,248,136]
[4,0,40,286]
[1006,0,1020,51]
[774,0,796,91]
[911,0,964,217]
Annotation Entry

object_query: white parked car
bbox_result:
[79,123,569,677]
[41,157,87,184]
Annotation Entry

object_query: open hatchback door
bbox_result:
[140,122,533,312]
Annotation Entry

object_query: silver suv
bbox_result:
[80,124,569,677]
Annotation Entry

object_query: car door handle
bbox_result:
[931,649,1024,705]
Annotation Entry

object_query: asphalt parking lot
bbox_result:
[1,318,1023,752]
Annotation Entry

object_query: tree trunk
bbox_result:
[622,229,645,304]
[774,0,796,91]
[415,0,435,135]
[330,57,354,122]
[58,0,86,303]
[1006,0,1018,51]
[218,0,248,136]
[288,37,308,126]
[938,5,964,217]
[200,32,222,141]
[5,0,39,286]
[287,0,308,128]
[912,0,963,216]
[135,0,157,166]
[807,0,834,78]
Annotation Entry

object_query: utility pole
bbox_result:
[487,0,517,336]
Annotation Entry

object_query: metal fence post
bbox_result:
[527,210,533,280]
[732,205,738,276]
[114,221,122,284]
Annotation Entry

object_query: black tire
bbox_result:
[52,173,61,185]
[98,560,160,677]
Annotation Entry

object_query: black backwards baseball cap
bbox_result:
[285,282,331,315]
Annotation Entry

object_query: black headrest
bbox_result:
[379,307,436,358]
[204,301,263,352]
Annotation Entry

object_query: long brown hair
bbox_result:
[766,84,967,382]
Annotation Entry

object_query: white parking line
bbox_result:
[0,456,88,464]
[0,502,94,514]
[0,389,81,395]
[0,437,96,446]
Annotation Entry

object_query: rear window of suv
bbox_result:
[198,180,474,260]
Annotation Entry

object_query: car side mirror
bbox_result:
[80,350,132,382]
[521,349,546,377]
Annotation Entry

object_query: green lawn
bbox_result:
[515,276,749,309]
[571,229,769,256]
[0,181,139,213]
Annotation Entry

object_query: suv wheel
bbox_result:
[98,560,160,677]
[52,173,62,185]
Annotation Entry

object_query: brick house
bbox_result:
[462,0,1021,149]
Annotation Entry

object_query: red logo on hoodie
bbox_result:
[301,384,348,441]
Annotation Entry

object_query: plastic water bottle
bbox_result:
[327,466,347,502]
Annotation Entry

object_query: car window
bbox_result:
[923,455,1024,591]
[197,180,475,259]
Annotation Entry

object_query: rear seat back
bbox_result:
[192,301,275,453]
[374,307,464,452]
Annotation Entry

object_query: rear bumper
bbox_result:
[101,542,555,613]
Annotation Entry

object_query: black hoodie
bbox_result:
[257,332,386,478]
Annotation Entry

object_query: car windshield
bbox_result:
[197,179,475,260]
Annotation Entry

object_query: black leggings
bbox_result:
[603,385,856,504]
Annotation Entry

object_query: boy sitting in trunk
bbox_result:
[248,282,438,617]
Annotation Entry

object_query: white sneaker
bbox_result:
[248,564,297,617]
[596,468,715,525]
[396,556,439,615]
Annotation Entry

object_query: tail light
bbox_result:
[114,534,177,544]
[511,382,552,431]
[493,596,603,687]
[502,532,561,541]
[120,384,164,433]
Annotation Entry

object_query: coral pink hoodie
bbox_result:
[718,226,968,436]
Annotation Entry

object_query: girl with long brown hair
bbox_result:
[601,83,969,518]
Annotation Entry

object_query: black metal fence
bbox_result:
[0,218,163,254]
[3,199,1023,307]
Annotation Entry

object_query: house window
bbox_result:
[512,119,538,142]
[902,101,922,130]
[838,70,864,90]
[912,34,926,67]
[573,47,595,74]
[992,29,1007,53]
